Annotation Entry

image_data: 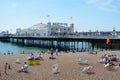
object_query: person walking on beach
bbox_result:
[56,48,58,56]
[4,63,8,74]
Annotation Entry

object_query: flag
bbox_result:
[106,38,110,44]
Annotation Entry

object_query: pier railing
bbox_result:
[0,35,120,51]
[12,35,120,39]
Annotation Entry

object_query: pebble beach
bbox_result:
[0,51,120,80]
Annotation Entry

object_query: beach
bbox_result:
[0,51,120,80]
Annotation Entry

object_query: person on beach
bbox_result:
[7,51,10,55]
[40,53,44,60]
[114,64,120,68]
[18,62,28,73]
[8,64,11,70]
[56,48,58,56]
[4,63,8,74]
[51,48,54,56]
[27,53,34,60]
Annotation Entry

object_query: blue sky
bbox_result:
[0,0,120,33]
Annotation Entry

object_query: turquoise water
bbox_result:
[0,41,48,54]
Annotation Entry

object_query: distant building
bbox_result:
[16,22,74,37]
[77,28,120,38]
[0,31,13,37]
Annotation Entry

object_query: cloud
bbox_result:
[86,0,120,13]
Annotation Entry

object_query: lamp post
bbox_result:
[113,27,116,38]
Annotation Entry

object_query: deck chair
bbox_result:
[82,59,88,65]
[98,58,104,63]
[16,58,20,63]
[52,64,59,74]
[82,67,88,73]
[82,66,94,74]
[77,57,82,63]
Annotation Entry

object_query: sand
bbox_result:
[0,51,120,80]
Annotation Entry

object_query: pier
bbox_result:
[0,36,120,51]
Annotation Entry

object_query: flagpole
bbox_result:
[47,15,50,22]
[70,17,73,24]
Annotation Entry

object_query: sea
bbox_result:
[0,40,93,54]
[0,41,48,54]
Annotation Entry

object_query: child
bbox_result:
[8,64,11,70]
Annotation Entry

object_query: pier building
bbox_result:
[16,22,74,37]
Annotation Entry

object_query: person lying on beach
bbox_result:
[115,63,120,68]
[49,55,56,60]
[104,60,114,67]
[110,54,119,61]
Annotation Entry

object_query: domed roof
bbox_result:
[29,23,47,30]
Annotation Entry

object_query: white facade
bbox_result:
[16,22,74,37]
[0,31,12,37]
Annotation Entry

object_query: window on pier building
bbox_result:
[36,33,40,36]
[44,33,46,36]
[60,28,62,31]
[51,28,53,30]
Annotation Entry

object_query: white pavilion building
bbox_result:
[16,22,74,37]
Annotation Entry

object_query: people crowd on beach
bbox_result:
[99,54,119,63]
[98,54,119,69]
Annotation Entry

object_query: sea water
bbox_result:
[0,41,48,54]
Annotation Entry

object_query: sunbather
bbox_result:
[27,53,34,60]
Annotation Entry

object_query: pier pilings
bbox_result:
[0,36,120,51]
